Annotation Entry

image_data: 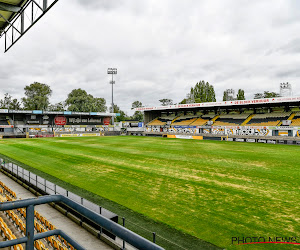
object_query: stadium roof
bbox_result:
[0,0,59,52]
[135,96,300,112]
[0,109,116,116]
[0,0,28,35]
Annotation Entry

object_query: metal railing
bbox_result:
[0,195,164,250]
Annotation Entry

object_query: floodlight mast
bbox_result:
[107,68,117,125]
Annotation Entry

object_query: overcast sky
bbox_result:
[1,0,300,114]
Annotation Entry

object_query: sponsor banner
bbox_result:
[103,117,111,125]
[0,109,8,113]
[71,112,90,115]
[174,125,196,128]
[138,122,144,127]
[60,133,100,137]
[55,116,67,126]
[167,135,203,140]
[0,125,13,128]
[9,110,32,114]
[64,111,72,115]
[43,111,64,115]
[33,110,43,114]
[90,112,109,116]
[135,96,300,111]
[235,138,245,142]
[267,140,276,144]
[258,139,267,143]
[278,131,289,136]
[246,139,256,143]
[81,133,100,137]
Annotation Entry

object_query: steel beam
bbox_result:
[0,2,21,13]
[0,195,164,250]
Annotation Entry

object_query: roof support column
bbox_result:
[43,0,47,11]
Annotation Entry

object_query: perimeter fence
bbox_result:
[0,157,197,250]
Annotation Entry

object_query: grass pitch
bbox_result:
[0,136,299,249]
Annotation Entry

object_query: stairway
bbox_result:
[241,114,254,126]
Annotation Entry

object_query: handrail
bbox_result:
[0,195,164,250]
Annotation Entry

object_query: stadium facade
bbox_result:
[0,109,116,138]
[135,96,300,140]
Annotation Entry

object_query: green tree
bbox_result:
[65,89,106,112]
[131,101,143,121]
[0,93,21,110]
[236,89,245,100]
[263,91,280,98]
[182,81,216,103]
[179,99,187,104]
[22,82,52,110]
[222,91,227,101]
[48,102,65,111]
[254,93,264,99]
[254,91,280,99]
[113,104,128,122]
[159,99,173,106]
[91,98,107,112]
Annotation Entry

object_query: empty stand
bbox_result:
[291,111,300,126]
[247,112,291,126]
[172,115,198,126]
[213,113,250,126]
[0,181,72,250]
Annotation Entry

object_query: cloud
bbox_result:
[0,0,300,114]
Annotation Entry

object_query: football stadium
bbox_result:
[1,1,300,250]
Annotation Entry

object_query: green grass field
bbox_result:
[0,136,299,249]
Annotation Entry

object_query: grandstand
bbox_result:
[134,96,300,140]
[0,109,116,137]
[0,178,76,250]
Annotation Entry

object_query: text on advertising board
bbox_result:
[54,116,67,126]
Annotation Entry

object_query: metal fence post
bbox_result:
[44,179,47,192]
[123,217,126,250]
[153,232,156,243]
[26,204,35,249]
[36,175,37,187]
[54,184,56,194]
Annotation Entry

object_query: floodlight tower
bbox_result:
[280,82,292,97]
[107,68,117,125]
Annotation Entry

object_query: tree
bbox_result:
[222,91,227,101]
[236,89,245,100]
[182,81,216,103]
[65,88,107,112]
[48,102,65,111]
[179,99,187,104]
[113,104,128,122]
[254,91,280,99]
[0,93,21,110]
[22,82,52,110]
[131,101,143,121]
[263,91,280,98]
[91,98,107,112]
[159,99,173,106]
[254,93,264,99]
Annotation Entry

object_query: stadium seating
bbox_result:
[213,113,250,126]
[190,118,209,126]
[172,115,198,126]
[246,112,291,126]
[0,181,71,250]
[291,112,300,126]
